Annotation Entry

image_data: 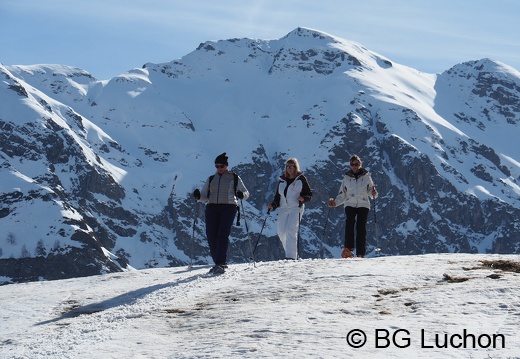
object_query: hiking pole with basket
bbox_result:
[297,210,302,260]
[373,186,381,257]
[241,199,255,266]
[251,209,270,260]
[188,199,199,269]
[320,205,331,259]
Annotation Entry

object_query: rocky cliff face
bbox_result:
[1,27,519,284]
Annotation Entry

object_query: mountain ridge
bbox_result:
[1,27,519,284]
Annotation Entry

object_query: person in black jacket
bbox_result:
[193,153,249,274]
[268,158,312,260]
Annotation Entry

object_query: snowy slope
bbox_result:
[1,254,519,358]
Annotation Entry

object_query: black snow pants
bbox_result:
[205,204,237,265]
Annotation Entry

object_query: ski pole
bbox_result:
[252,209,270,257]
[373,187,381,256]
[320,205,331,259]
[189,200,198,269]
[241,199,255,266]
[297,211,302,260]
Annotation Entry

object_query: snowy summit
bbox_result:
[0,27,519,285]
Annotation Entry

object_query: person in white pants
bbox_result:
[268,158,312,260]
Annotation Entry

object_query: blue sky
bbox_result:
[1,0,519,80]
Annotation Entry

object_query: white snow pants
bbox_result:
[277,206,304,259]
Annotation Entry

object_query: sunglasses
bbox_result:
[350,163,360,167]
[215,164,226,169]
[286,165,296,169]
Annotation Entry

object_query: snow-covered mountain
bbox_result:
[1,27,519,284]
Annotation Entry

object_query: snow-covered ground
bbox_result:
[1,253,519,359]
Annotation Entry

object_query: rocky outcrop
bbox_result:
[1,29,519,284]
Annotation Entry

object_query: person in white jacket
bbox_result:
[328,155,378,258]
[268,158,312,260]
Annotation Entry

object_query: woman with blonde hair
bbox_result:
[268,158,312,260]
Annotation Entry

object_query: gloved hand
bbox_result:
[193,189,201,199]
[236,190,244,199]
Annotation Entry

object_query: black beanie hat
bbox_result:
[214,152,228,166]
